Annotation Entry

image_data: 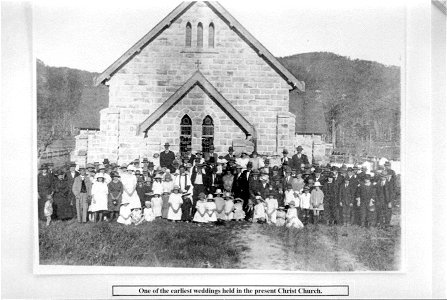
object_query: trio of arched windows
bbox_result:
[185,22,214,48]
[180,115,214,155]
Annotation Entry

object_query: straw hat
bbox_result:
[207,194,214,201]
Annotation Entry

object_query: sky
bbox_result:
[34,0,406,73]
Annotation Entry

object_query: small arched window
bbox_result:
[202,115,214,153]
[208,23,215,48]
[197,22,203,48]
[185,22,192,47]
[180,115,192,156]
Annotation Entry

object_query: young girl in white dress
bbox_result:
[223,194,234,221]
[253,196,267,223]
[193,193,208,224]
[151,192,162,218]
[144,201,155,222]
[205,194,217,224]
[265,193,279,224]
[44,195,53,226]
[286,201,304,229]
[151,174,163,195]
[121,169,141,210]
[90,175,109,222]
[233,198,245,221]
[167,185,183,222]
[284,184,297,207]
[117,201,132,225]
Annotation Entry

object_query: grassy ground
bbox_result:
[39,219,249,268]
[39,218,400,271]
[257,223,401,271]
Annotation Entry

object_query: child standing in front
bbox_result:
[310,182,324,224]
[276,207,286,226]
[223,193,234,221]
[205,194,217,224]
[151,192,162,219]
[143,201,155,222]
[44,195,53,226]
[299,186,311,225]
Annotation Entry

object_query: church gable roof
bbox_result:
[95,1,304,91]
[137,71,257,140]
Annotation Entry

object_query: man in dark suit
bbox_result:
[280,149,292,167]
[258,174,270,200]
[160,142,176,173]
[338,176,355,226]
[355,175,377,227]
[375,174,392,228]
[190,163,210,214]
[291,145,309,173]
[282,166,293,191]
[223,146,236,162]
[232,164,246,199]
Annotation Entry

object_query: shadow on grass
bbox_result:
[39,219,249,268]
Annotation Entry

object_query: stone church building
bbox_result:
[72,1,327,165]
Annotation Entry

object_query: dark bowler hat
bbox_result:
[282,149,288,154]
[69,162,76,167]
[142,157,149,163]
[228,146,234,152]
[39,164,48,170]
[148,162,154,167]
[296,145,304,151]
[384,161,391,166]
[56,169,65,176]
[164,142,170,147]
[103,158,110,165]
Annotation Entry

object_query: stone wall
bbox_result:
[294,134,328,163]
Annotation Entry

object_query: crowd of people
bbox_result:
[38,142,398,229]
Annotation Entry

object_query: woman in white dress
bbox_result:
[121,167,141,210]
[167,185,183,222]
[90,175,109,222]
[151,174,163,195]
[286,201,304,229]
[205,194,217,223]
[193,192,208,224]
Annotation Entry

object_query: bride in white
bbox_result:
[121,165,141,210]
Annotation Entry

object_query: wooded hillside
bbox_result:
[279,52,400,158]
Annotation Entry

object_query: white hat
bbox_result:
[127,165,136,171]
[314,182,322,187]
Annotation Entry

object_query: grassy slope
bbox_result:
[39,219,248,268]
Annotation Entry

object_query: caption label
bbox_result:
[112,285,349,297]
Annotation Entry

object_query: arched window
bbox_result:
[208,23,215,48]
[180,115,192,156]
[197,22,203,48]
[185,22,192,47]
[202,115,214,153]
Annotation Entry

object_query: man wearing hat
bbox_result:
[338,176,355,226]
[204,145,218,164]
[72,165,93,223]
[323,173,338,225]
[65,162,80,217]
[375,173,393,228]
[280,149,292,166]
[174,165,192,194]
[248,169,262,199]
[190,162,211,215]
[224,146,235,162]
[291,145,309,172]
[160,142,176,173]
[355,175,377,227]
[232,164,247,201]
[38,164,53,220]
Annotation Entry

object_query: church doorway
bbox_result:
[202,115,214,153]
[180,115,192,157]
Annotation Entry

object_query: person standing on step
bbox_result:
[291,145,309,173]
[160,142,176,173]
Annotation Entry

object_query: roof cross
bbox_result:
[195,60,201,70]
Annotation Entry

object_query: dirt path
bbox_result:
[237,224,291,270]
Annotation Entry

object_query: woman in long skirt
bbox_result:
[223,194,234,221]
[193,192,208,224]
[121,167,141,210]
[52,170,73,220]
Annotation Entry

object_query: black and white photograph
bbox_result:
[2,0,446,298]
[35,0,404,271]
